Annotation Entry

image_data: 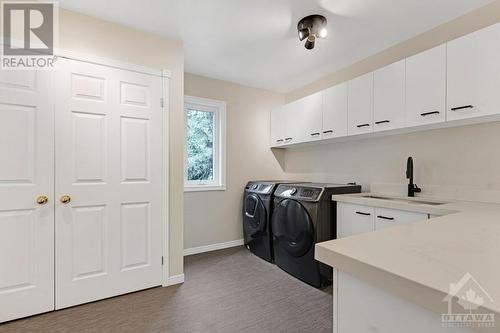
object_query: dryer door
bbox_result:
[243,193,267,244]
[272,199,314,257]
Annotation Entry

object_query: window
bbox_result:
[184,95,226,191]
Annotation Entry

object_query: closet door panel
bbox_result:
[0,69,55,322]
[55,58,164,309]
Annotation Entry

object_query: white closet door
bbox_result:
[55,58,163,309]
[0,70,54,322]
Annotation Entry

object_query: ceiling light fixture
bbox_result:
[297,15,327,50]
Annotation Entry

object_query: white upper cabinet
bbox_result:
[298,92,323,142]
[283,102,300,145]
[322,83,348,139]
[348,73,374,135]
[406,45,446,126]
[282,99,306,144]
[373,60,406,132]
[270,22,500,148]
[447,22,500,121]
[271,93,322,146]
[270,107,286,147]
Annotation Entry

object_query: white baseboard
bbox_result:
[184,239,244,256]
[164,273,185,286]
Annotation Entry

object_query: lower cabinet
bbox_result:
[337,203,429,238]
[337,203,375,238]
[334,270,476,333]
[375,207,428,230]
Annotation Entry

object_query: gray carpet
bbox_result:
[1,246,333,333]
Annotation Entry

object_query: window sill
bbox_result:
[184,185,227,193]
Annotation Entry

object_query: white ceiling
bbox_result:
[58,0,493,93]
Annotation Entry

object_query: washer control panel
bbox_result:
[245,182,274,194]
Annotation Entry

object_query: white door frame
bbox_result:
[54,49,171,287]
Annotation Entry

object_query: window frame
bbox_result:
[184,95,226,192]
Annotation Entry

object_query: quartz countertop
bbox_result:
[315,193,500,325]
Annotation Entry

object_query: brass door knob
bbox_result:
[60,195,71,204]
[36,196,49,205]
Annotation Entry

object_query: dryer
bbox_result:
[271,183,361,287]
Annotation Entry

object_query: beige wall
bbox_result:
[58,9,185,277]
[184,73,285,249]
[284,122,500,193]
[282,2,500,198]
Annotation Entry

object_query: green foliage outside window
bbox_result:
[186,109,214,181]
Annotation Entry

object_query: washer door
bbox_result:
[272,199,314,257]
[243,193,267,244]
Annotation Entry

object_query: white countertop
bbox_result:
[315,193,500,324]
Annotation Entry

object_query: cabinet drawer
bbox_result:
[375,208,428,230]
[338,203,375,238]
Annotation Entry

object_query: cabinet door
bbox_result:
[283,100,302,145]
[284,93,322,144]
[348,73,374,135]
[373,60,405,132]
[375,208,428,230]
[337,203,375,238]
[447,22,500,121]
[406,45,446,127]
[270,107,285,147]
[322,83,348,139]
[299,92,323,142]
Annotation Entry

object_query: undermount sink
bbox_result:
[409,200,447,206]
[361,195,447,206]
[363,195,398,200]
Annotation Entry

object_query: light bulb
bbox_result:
[319,28,328,39]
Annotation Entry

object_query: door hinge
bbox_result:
[161,256,164,265]
[160,97,164,108]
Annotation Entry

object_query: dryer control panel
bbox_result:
[274,185,323,202]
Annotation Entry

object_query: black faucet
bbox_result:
[406,157,421,197]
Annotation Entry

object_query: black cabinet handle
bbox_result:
[377,215,395,221]
[323,130,333,134]
[451,105,474,111]
[420,111,440,117]
[375,120,390,125]
[276,139,284,143]
[356,124,370,128]
[285,137,292,141]
[310,133,320,136]
[356,211,371,216]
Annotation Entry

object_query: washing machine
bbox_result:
[242,181,307,262]
[271,183,361,287]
